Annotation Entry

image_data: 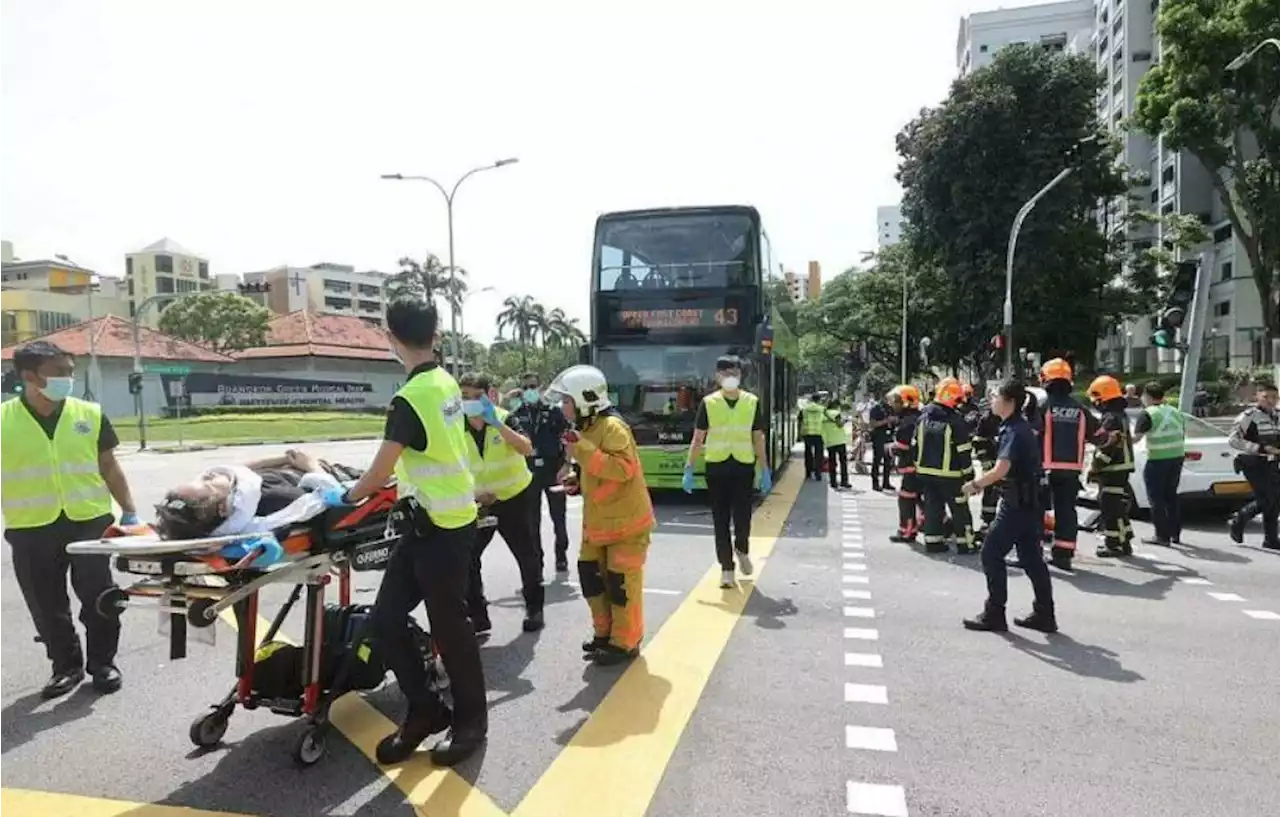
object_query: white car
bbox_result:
[1079,408,1251,510]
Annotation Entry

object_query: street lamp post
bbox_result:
[1225,38,1280,70]
[380,158,518,374]
[900,267,908,382]
[131,293,187,449]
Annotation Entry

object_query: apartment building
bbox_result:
[243,262,391,324]
[877,205,905,248]
[783,262,824,302]
[1,250,131,346]
[956,0,1094,75]
[124,238,216,326]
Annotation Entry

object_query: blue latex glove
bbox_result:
[119,511,140,526]
[220,534,284,568]
[681,465,695,494]
[480,395,501,426]
[318,486,348,508]
[759,469,773,494]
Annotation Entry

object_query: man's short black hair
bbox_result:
[385,298,438,349]
[13,340,71,375]
[1144,381,1166,400]
[715,355,742,372]
[459,371,493,393]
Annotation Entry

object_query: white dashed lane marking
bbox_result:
[844,606,876,619]
[1207,592,1246,602]
[844,683,889,704]
[1178,577,1213,585]
[846,782,909,816]
[845,652,884,668]
[843,589,873,600]
[1243,609,1280,621]
[844,575,870,584]
[845,725,897,750]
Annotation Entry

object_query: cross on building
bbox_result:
[290,271,306,297]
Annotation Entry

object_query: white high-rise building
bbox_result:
[956,0,1094,76]
[877,205,905,248]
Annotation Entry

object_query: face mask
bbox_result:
[461,399,485,417]
[719,376,740,391]
[523,389,540,404]
[506,398,523,412]
[39,377,74,402]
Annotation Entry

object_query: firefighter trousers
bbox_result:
[1097,471,1134,553]
[896,472,922,539]
[919,475,974,551]
[578,533,649,651]
[1045,471,1081,557]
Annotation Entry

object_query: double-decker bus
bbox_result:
[586,205,799,489]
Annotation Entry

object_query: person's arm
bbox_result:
[1228,411,1273,455]
[752,400,767,466]
[95,417,136,516]
[1131,411,1152,445]
[493,414,534,457]
[574,420,642,483]
[348,397,419,502]
[964,429,1013,494]
[687,402,710,467]
[347,441,404,502]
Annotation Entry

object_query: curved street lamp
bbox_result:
[1225,38,1280,71]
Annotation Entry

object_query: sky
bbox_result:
[1,0,1067,343]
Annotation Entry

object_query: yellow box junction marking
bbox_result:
[0,788,256,817]
[511,461,805,817]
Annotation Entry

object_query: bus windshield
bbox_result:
[596,344,754,444]
[596,212,756,291]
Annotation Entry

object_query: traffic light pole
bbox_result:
[1177,249,1215,414]
[131,293,185,450]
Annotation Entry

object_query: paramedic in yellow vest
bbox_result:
[457,371,545,635]
[341,299,486,767]
[799,392,827,479]
[549,364,655,666]
[823,395,852,490]
[1132,381,1185,546]
[685,355,771,589]
[1,340,138,700]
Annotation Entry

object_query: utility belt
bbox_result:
[1235,452,1280,473]
[389,496,437,540]
[999,478,1042,510]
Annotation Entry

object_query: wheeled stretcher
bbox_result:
[66,483,499,766]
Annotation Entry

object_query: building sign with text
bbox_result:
[162,372,374,410]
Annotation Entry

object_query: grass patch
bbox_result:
[112,412,383,444]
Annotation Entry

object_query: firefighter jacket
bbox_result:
[1090,402,1135,476]
[891,408,921,472]
[913,402,973,479]
[971,404,1001,465]
[571,410,655,546]
[1039,394,1099,472]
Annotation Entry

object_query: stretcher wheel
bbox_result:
[187,597,218,629]
[294,726,327,766]
[96,587,128,618]
[189,707,230,748]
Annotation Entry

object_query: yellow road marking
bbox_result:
[0,787,255,817]
[218,601,505,817]
[511,461,805,817]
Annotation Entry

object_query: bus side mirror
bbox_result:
[577,343,591,365]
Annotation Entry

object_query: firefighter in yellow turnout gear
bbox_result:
[549,365,655,666]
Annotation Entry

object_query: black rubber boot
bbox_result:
[581,635,609,653]
[376,703,452,765]
[963,606,1008,632]
[1049,547,1074,571]
[1014,603,1058,634]
[589,643,640,666]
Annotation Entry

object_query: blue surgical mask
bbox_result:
[506,398,523,412]
[461,399,485,417]
[40,377,74,402]
[523,389,540,404]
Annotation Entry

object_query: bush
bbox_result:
[159,404,387,419]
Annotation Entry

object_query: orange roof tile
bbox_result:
[232,310,395,361]
[1,315,235,363]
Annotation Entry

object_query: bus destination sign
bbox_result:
[616,307,739,330]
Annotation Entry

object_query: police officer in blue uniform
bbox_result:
[960,380,1057,634]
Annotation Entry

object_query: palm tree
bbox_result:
[386,255,469,315]
[496,294,540,371]
[546,308,586,347]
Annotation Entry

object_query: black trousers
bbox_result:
[1045,471,1081,553]
[372,521,487,729]
[9,516,120,674]
[870,437,892,489]
[919,474,974,549]
[827,444,850,487]
[896,472,922,537]
[981,502,1052,610]
[467,486,545,622]
[803,435,825,477]
[1241,462,1280,543]
[530,467,570,567]
[706,469,754,570]
[1142,457,1183,543]
[977,461,999,528]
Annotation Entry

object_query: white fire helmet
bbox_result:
[546,364,612,414]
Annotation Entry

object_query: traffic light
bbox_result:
[237,281,271,294]
[1150,260,1199,350]
[128,372,143,395]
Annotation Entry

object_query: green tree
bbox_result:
[157,291,270,354]
[896,46,1128,371]
[386,254,469,312]
[496,294,541,371]
[1132,0,1280,349]
[765,276,799,335]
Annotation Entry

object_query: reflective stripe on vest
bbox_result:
[1145,404,1186,459]
[1,397,112,529]
[393,369,479,529]
[801,403,825,435]
[704,391,757,464]
[914,416,962,477]
[1043,404,1087,471]
[822,409,847,448]
[464,407,533,501]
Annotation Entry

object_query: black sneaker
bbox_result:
[1229,514,1245,544]
[1014,604,1058,634]
[89,664,122,694]
[428,723,487,767]
[555,558,569,573]
[963,609,1008,632]
[522,611,545,633]
[41,668,84,700]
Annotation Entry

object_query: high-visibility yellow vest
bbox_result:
[1144,403,1186,460]
[703,390,758,464]
[822,408,847,448]
[1,397,113,529]
[464,406,533,502]
[393,368,478,529]
[801,402,825,435]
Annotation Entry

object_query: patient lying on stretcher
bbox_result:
[154,450,358,541]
